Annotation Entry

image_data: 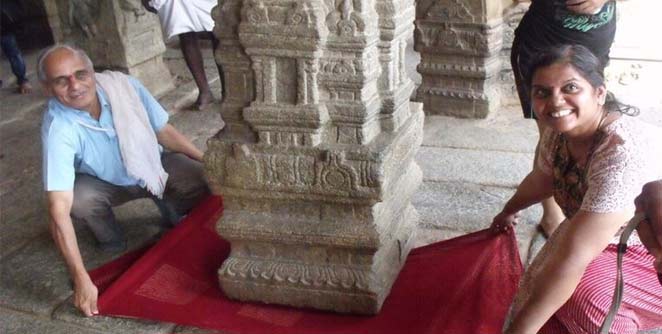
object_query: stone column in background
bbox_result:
[498,1,529,107]
[44,0,173,96]
[205,0,424,315]
[376,0,417,132]
[414,0,503,118]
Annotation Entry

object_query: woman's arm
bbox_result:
[505,209,629,334]
[491,167,554,232]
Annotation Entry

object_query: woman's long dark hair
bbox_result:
[524,44,639,116]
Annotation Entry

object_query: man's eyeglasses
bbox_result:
[49,70,92,89]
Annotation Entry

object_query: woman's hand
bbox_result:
[491,210,521,233]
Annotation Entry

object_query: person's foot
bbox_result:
[18,81,32,94]
[184,92,215,111]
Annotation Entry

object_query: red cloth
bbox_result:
[90,196,523,334]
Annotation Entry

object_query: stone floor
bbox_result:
[1,43,660,333]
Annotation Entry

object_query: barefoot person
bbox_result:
[1,0,32,94]
[39,44,209,316]
[142,0,225,110]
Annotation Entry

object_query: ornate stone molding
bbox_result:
[414,0,503,118]
[221,257,373,291]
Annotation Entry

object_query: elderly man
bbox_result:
[636,180,662,276]
[39,44,209,316]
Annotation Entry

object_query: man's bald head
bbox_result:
[37,44,94,83]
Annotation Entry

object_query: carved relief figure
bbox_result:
[325,0,365,37]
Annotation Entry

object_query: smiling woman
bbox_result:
[492,44,662,334]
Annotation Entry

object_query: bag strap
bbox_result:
[598,212,646,334]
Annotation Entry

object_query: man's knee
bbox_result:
[163,153,207,190]
[71,184,110,219]
[162,153,210,213]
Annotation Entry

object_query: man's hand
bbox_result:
[47,191,100,316]
[635,180,662,273]
[73,275,99,316]
[141,0,157,13]
[566,0,608,15]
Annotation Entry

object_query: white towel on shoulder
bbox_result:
[95,71,168,198]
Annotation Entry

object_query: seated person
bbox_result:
[635,180,662,276]
[38,44,209,317]
[491,44,662,334]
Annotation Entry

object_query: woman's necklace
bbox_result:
[566,108,610,169]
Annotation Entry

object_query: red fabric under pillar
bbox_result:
[90,196,523,334]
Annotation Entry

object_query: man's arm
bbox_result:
[47,191,99,317]
[156,124,204,162]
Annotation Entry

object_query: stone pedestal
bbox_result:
[206,0,423,315]
[414,0,503,118]
[45,0,173,96]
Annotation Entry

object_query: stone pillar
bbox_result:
[414,0,504,118]
[498,1,529,107]
[206,0,424,315]
[44,0,173,96]
[212,0,256,139]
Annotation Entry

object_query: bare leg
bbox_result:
[535,120,565,237]
[179,32,213,108]
[207,32,226,101]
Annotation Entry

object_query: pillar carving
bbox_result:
[206,0,423,314]
[414,0,503,118]
[45,0,173,96]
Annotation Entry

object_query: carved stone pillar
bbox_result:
[498,1,528,107]
[206,0,423,315]
[45,0,173,96]
[212,0,256,139]
[414,0,503,118]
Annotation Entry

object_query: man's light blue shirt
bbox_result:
[42,76,169,191]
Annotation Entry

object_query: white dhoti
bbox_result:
[149,0,216,41]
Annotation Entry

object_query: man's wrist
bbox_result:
[73,271,92,287]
